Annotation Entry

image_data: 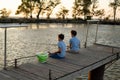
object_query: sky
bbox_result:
[0,0,21,17]
[0,0,119,18]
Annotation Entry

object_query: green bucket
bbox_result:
[36,52,49,63]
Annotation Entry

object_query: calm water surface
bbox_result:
[0,23,120,80]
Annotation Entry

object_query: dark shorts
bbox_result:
[67,50,80,54]
[50,53,65,59]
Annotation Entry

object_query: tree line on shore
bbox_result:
[0,18,120,25]
[0,0,120,23]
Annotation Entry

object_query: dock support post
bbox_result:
[84,22,89,48]
[14,59,18,68]
[94,21,99,43]
[49,69,52,80]
[4,28,7,70]
[88,65,105,80]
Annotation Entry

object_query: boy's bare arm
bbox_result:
[54,47,61,54]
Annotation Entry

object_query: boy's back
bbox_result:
[70,37,80,51]
[57,41,66,57]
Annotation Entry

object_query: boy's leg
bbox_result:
[49,53,64,59]
[67,50,80,54]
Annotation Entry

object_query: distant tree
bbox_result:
[82,0,92,19]
[0,8,11,18]
[104,15,111,20]
[16,0,46,19]
[94,9,105,19]
[16,0,60,19]
[16,0,35,18]
[34,0,45,19]
[41,0,60,19]
[109,0,120,22]
[72,0,104,19]
[73,0,92,19]
[31,0,60,19]
[56,6,69,19]
[72,0,83,19]
[91,0,105,19]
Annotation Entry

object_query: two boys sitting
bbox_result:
[48,30,80,59]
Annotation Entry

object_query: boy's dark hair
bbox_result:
[71,30,77,36]
[58,34,64,40]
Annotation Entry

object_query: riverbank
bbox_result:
[0,18,120,25]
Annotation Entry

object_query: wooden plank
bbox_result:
[1,70,30,80]
[55,54,119,80]
[19,63,68,80]
[19,63,49,79]
[11,68,46,80]
[0,72,17,80]
[29,62,65,76]
[94,43,120,49]
[33,62,68,73]
[64,53,95,66]
[30,63,67,79]
[0,45,119,80]
[88,44,114,53]
[47,60,78,72]
[0,24,28,28]
[49,58,81,69]
[63,48,111,67]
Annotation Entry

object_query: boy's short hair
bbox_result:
[58,34,64,40]
[71,30,77,36]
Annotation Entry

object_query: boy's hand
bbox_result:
[67,46,70,50]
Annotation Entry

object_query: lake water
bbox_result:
[0,23,120,80]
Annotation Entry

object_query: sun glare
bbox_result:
[99,0,109,9]
[0,0,21,17]
[60,0,74,9]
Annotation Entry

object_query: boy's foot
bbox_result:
[48,51,51,54]
[48,51,51,56]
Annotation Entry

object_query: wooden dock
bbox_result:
[0,44,119,80]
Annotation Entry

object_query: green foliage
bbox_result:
[16,0,35,18]
[72,0,83,19]
[109,0,120,21]
[82,0,92,15]
[72,0,105,19]
[16,0,60,19]
[56,6,69,19]
[41,0,60,19]
[72,0,92,19]
[91,0,105,19]
[36,0,60,19]
[0,8,11,18]
[109,0,120,7]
